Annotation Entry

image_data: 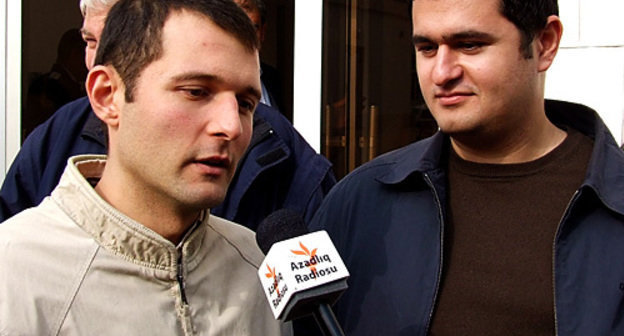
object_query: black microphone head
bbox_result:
[256,208,309,254]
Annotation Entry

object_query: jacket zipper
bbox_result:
[176,217,201,306]
[423,172,445,334]
[174,217,202,335]
[552,189,580,336]
[177,251,189,305]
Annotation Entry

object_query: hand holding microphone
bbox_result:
[256,209,348,336]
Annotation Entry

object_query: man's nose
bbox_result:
[431,46,463,87]
[205,94,243,141]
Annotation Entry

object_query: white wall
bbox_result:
[293,0,323,152]
[1,1,21,185]
[1,1,6,183]
[545,1,624,144]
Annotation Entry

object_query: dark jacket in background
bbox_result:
[0,97,335,230]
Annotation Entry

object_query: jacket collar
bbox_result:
[547,100,624,216]
[375,100,624,215]
[375,132,447,185]
[52,155,208,272]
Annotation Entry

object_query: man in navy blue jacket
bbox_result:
[307,0,624,335]
[0,0,335,230]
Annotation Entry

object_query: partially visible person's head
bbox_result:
[94,0,259,102]
[499,0,559,58]
[86,0,261,218]
[79,0,119,69]
[79,0,117,16]
[234,0,267,46]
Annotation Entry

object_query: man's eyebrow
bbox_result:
[412,30,495,45]
[172,72,262,101]
[445,30,495,42]
[412,34,433,46]
[172,72,218,83]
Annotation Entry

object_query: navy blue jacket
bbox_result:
[308,100,624,335]
[0,97,336,231]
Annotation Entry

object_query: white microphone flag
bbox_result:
[258,230,350,319]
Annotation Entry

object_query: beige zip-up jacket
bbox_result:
[0,155,288,335]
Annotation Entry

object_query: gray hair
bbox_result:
[79,0,119,16]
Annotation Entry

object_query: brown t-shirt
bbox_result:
[429,129,593,335]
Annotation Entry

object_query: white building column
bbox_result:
[292,0,323,152]
[1,0,22,184]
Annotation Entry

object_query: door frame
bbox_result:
[1,0,22,184]
[292,0,323,152]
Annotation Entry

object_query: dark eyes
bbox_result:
[180,87,256,114]
[457,41,485,52]
[82,35,97,48]
[416,44,437,56]
[238,99,256,114]
[416,41,485,56]
[184,88,208,99]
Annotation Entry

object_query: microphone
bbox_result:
[256,209,348,336]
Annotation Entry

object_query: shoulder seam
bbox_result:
[53,244,100,335]
[206,219,262,269]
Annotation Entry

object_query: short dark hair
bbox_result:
[94,0,259,102]
[499,0,559,58]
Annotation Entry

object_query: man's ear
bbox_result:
[536,15,563,72]
[86,65,123,128]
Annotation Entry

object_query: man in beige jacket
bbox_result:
[0,0,287,334]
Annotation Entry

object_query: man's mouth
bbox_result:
[193,156,231,172]
[434,91,474,106]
